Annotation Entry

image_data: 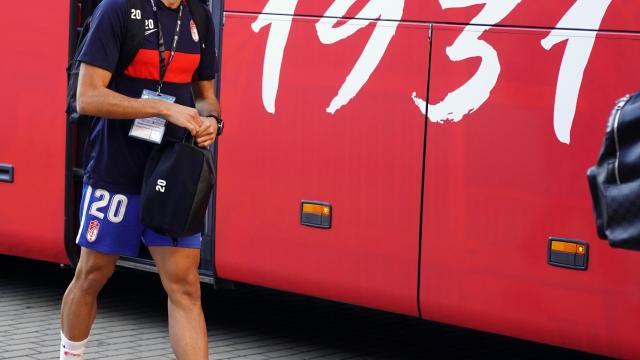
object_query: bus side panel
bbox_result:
[420,25,640,358]
[224,0,640,33]
[216,13,429,316]
[0,2,69,264]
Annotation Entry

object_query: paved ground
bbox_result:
[0,255,602,360]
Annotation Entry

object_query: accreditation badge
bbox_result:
[129,89,176,144]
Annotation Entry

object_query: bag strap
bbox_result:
[71,18,93,65]
[115,0,146,75]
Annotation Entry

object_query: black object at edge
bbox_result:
[587,167,607,240]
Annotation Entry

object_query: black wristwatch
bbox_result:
[208,114,224,136]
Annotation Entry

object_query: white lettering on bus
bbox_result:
[541,0,612,144]
[251,0,298,114]
[316,0,404,114]
[412,0,521,123]
[253,0,403,115]
[254,0,613,144]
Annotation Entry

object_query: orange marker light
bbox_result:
[303,204,323,214]
[302,204,331,216]
[577,245,586,255]
[551,241,578,254]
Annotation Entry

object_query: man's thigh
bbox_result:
[149,246,201,277]
[149,246,201,298]
[145,229,202,283]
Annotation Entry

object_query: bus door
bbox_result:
[419,4,640,357]
[215,1,431,316]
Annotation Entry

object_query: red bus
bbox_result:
[1,1,638,357]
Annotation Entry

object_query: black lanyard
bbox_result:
[149,0,184,93]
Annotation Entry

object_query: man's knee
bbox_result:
[73,264,114,296]
[163,270,201,306]
[72,251,117,296]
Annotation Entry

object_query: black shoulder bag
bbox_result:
[139,0,216,238]
[587,91,640,251]
[140,137,215,238]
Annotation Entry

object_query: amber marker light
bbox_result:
[551,240,578,254]
[303,204,329,215]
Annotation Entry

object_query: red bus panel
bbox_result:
[224,0,640,33]
[0,2,68,264]
[216,12,430,315]
[420,25,640,358]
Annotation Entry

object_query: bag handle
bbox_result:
[181,132,214,172]
[182,132,196,146]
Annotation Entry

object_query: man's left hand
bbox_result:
[195,117,218,148]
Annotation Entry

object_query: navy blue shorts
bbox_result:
[76,184,201,257]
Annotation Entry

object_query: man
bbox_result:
[60,0,220,359]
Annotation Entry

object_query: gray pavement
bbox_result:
[0,255,601,359]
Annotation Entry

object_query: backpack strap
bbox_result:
[67,17,93,120]
[185,0,211,51]
[71,18,93,64]
[115,0,146,75]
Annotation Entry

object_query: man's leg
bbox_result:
[149,246,208,360]
[60,247,118,355]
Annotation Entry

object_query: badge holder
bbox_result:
[129,90,176,144]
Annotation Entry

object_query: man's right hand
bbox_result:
[160,102,202,136]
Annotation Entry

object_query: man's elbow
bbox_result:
[76,88,94,115]
[76,97,88,115]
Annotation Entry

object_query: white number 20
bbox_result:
[131,9,142,19]
[89,189,128,224]
[156,179,166,193]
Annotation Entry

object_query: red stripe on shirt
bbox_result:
[124,49,200,83]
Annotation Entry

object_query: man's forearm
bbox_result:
[77,86,170,120]
[191,80,221,118]
[195,95,221,117]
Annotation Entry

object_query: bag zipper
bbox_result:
[613,94,631,184]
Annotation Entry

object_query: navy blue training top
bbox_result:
[79,0,218,194]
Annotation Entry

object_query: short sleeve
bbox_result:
[195,9,218,81]
[78,0,127,73]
